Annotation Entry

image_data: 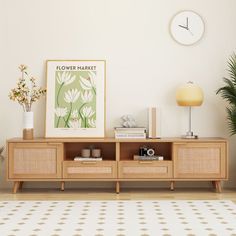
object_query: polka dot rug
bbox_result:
[0,200,236,236]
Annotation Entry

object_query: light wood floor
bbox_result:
[0,188,236,203]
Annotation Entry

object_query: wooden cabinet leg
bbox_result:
[13,181,20,194]
[19,181,24,190]
[212,181,216,189]
[215,181,222,193]
[116,181,120,194]
[170,181,175,191]
[61,181,65,191]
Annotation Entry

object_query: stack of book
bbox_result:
[74,157,103,161]
[114,127,147,139]
[133,155,164,161]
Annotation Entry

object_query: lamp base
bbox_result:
[181,131,198,139]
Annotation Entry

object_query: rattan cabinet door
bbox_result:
[8,143,63,179]
[173,143,227,179]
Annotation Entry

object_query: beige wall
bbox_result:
[1,0,236,189]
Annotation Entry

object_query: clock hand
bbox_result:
[184,17,193,35]
[178,24,188,30]
[179,23,193,35]
[188,28,194,36]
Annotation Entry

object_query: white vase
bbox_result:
[23,111,34,140]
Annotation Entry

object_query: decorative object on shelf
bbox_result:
[216,53,236,135]
[22,111,34,140]
[139,146,156,157]
[139,146,148,156]
[75,147,102,161]
[92,148,101,158]
[9,65,46,140]
[176,81,204,139]
[148,107,161,138]
[121,115,136,128]
[170,10,205,46]
[45,60,106,138]
[81,148,91,158]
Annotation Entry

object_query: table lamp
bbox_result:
[176,81,204,139]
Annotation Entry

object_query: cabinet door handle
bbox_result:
[139,161,153,164]
[82,161,97,164]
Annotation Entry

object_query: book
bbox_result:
[148,107,161,138]
[74,157,103,161]
[115,133,146,139]
[114,127,147,139]
[133,155,164,161]
[115,127,147,133]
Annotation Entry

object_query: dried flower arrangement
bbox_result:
[9,65,46,111]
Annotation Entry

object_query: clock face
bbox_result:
[170,10,205,45]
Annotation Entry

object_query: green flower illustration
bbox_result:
[54,70,96,129]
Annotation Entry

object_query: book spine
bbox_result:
[133,155,164,160]
[115,132,146,135]
[148,107,161,138]
[74,157,103,161]
[115,128,147,132]
[115,133,146,139]
[115,130,146,134]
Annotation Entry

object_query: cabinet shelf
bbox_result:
[119,142,172,161]
[64,142,116,161]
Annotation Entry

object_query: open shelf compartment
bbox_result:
[64,142,116,161]
[119,142,173,161]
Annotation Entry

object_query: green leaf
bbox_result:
[217,53,236,135]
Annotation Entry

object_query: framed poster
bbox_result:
[45,60,106,138]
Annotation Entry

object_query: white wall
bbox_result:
[1,0,236,189]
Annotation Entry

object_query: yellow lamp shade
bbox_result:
[176,81,204,106]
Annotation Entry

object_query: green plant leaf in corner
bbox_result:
[0,146,4,160]
[226,106,236,135]
[216,53,236,135]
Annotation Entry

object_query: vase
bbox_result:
[23,111,34,140]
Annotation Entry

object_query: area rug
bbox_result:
[0,200,236,236]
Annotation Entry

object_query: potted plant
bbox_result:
[9,65,46,139]
[216,53,236,135]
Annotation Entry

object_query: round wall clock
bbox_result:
[170,10,205,46]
